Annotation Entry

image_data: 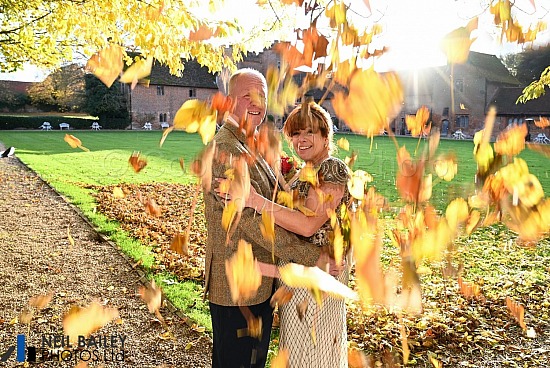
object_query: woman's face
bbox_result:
[291,128,329,165]
[230,74,267,130]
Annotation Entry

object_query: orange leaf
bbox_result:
[494,123,527,156]
[145,198,161,217]
[535,117,550,128]
[271,348,290,368]
[170,233,189,256]
[138,280,163,315]
[29,292,53,310]
[457,276,482,299]
[270,286,293,307]
[210,92,233,115]
[129,151,147,173]
[506,296,527,330]
[333,68,403,138]
[64,134,90,152]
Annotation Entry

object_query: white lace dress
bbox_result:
[278,157,351,368]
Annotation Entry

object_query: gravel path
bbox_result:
[0,153,213,367]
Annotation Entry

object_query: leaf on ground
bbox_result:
[458,276,482,299]
[506,296,527,330]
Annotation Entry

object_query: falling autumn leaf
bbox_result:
[64,134,90,152]
[333,68,403,137]
[120,55,154,89]
[225,239,262,304]
[29,292,53,310]
[270,286,293,307]
[337,137,350,151]
[129,151,147,173]
[494,123,527,156]
[138,279,163,315]
[85,45,124,88]
[63,302,119,343]
[278,263,357,301]
[145,197,161,217]
[440,17,478,64]
[405,105,430,137]
[271,348,290,368]
[170,233,189,256]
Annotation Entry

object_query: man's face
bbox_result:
[231,74,267,130]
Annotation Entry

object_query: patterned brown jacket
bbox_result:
[203,121,321,306]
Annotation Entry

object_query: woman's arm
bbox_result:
[248,182,346,237]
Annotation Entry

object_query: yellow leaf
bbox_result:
[347,170,372,200]
[120,56,154,89]
[225,240,262,303]
[337,137,349,151]
[278,263,357,301]
[434,153,457,181]
[298,163,319,187]
[112,187,125,198]
[63,302,119,343]
[260,210,275,244]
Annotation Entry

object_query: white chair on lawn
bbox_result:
[143,122,152,130]
[91,122,102,130]
[452,129,466,140]
[533,133,550,144]
[39,122,52,130]
[59,122,70,130]
[160,122,170,129]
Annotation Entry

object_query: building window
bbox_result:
[159,113,167,123]
[189,89,196,98]
[455,78,464,93]
[457,115,469,128]
[157,86,164,96]
[442,107,449,117]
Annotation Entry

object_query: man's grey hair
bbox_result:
[227,68,267,96]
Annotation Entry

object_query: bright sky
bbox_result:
[1,0,549,81]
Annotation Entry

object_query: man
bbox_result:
[203,68,324,368]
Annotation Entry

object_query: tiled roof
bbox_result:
[0,80,34,94]
[489,86,550,115]
[149,59,218,89]
[467,52,521,85]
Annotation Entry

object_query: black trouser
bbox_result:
[210,299,274,368]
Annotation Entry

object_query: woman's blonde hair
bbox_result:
[282,101,335,154]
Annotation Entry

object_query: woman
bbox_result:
[245,101,351,368]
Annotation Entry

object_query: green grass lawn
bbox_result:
[2,130,550,366]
